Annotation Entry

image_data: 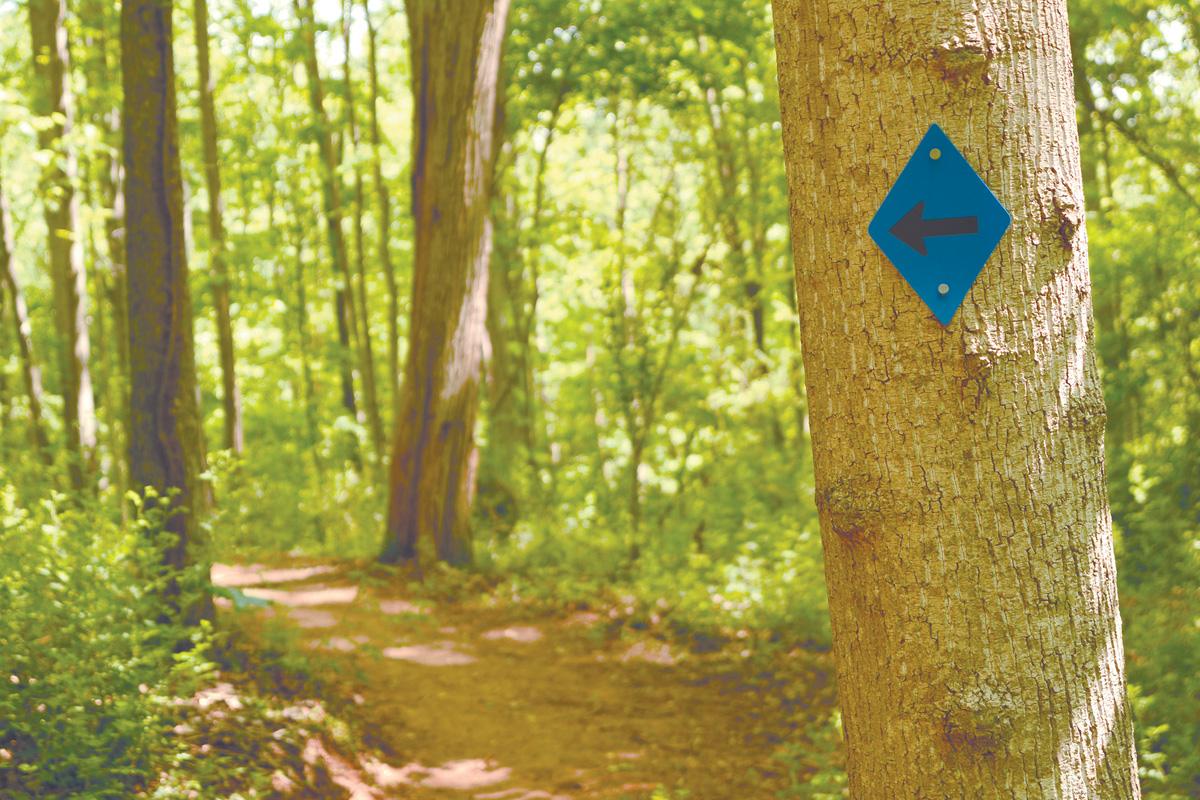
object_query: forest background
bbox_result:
[0,0,1198,797]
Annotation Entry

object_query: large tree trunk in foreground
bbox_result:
[123,0,210,623]
[194,0,243,456]
[380,0,511,568]
[29,0,96,491]
[772,1,1140,798]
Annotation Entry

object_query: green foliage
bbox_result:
[486,511,831,651]
[5,0,1200,793]
[771,710,847,800]
[1068,0,1200,793]
[0,482,217,799]
[206,447,385,560]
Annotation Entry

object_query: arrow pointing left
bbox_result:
[889,201,979,256]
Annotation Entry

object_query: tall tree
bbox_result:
[772,1,1141,798]
[123,0,210,620]
[0,157,51,462]
[342,0,384,458]
[380,0,511,567]
[481,43,563,521]
[78,0,131,509]
[363,2,401,429]
[28,0,96,491]
[193,0,244,456]
[293,0,360,420]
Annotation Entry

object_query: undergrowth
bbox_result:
[0,481,376,800]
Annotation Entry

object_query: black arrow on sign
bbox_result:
[889,201,979,256]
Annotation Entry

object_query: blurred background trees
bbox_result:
[0,0,1197,795]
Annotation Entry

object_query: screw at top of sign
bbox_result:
[930,149,942,160]
[937,283,949,295]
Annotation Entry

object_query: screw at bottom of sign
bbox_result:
[937,283,949,295]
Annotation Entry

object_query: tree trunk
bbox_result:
[481,65,563,517]
[380,0,511,568]
[772,2,1140,798]
[29,0,96,492]
[363,4,401,431]
[123,0,211,624]
[79,0,130,512]
[91,246,121,493]
[342,0,384,460]
[705,84,766,356]
[292,213,325,485]
[194,0,244,456]
[0,160,52,462]
[294,0,360,420]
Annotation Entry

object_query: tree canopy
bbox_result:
[0,0,1198,796]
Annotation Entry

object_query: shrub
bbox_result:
[0,484,216,800]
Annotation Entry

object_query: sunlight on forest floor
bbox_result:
[209,556,839,799]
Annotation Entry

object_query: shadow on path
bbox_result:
[212,559,837,799]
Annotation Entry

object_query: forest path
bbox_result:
[211,558,835,800]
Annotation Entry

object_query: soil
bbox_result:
[210,558,838,800]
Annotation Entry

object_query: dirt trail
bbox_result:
[212,560,835,800]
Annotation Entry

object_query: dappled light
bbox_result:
[193,558,837,797]
[2,0,1196,795]
[364,758,513,790]
[481,626,544,643]
[308,635,369,653]
[243,585,360,606]
[617,641,678,666]
[380,599,429,615]
[288,608,340,628]
[211,563,340,587]
[382,641,479,666]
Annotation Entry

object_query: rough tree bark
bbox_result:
[772,1,1140,798]
[123,0,211,621]
[0,159,51,461]
[29,0,96,491]
[380,0,511,567]
[194,0,244,456]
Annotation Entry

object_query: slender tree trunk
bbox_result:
[79,0,130,512]
[29,0,96,492]
[0,161,52,462]
[293,0,360,420]
[0,292,9,430]
[123,0,211,625]
[363,4,401,429]
[772,2,1140,798]
[705,85,765,355]
[292,214,325,485]
[481,67,563,515]
[342,0,384,459]
[194,0,244,456]
[380,0,511,568]
[92,254,121,492]
[607,110,640,559]
[102,132,131,517]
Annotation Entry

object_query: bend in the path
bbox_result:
[212,559,836,799]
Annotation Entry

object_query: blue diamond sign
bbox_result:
[868,124,1011,325]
